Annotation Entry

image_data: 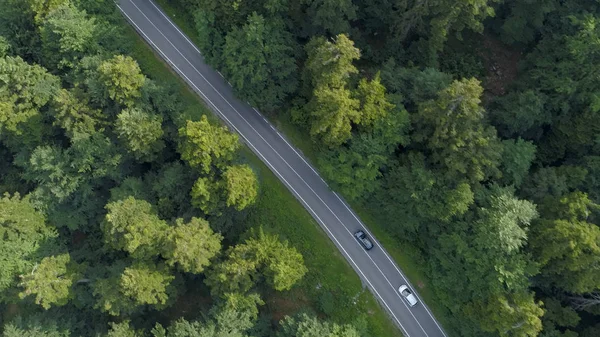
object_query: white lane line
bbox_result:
[118,3,413,336]
[334,193,447,337]
[217,71,224,78]
[126,2,434,335]
[147,0,202,54]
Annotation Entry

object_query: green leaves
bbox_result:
[309,85,360,146]
[120,262,175,306]
[414,78,502,183]
[162,218,222,274]
[0,193,56,300]
[103,197,169,260]
[303,35,359,89]
[277,313,361,337]
[18,253,82,309]
[206,229,307,296]
[223,13,298,111]
[97,55,146,107]
[178,115,240,174]
[355,72,394,128]
[223,165,259,211]
[115,107,164,162]
[0,56,60,150]
[40,3,96,70]
[93,262,176,316]
[530,192,600,294]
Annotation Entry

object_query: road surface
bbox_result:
[116,1,448,336]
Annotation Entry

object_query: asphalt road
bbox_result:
[116,1,448,336]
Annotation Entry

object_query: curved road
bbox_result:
[116,1,447,336]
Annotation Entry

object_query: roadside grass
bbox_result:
[120,5,402,337]
[142,2,460,335]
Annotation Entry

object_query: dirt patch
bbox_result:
[479,34,523,97]
[265,291,311,322]
[71,230,87,247]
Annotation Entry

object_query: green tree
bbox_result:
[380,61,452,108]
[0,1,37,59]
[115,107,164,162]
[354,72,394,128]
[206,230,307,295]
[193,9,225,67]
[107,321,143,337]
[299,34,363,146]
[490,90,549,138]
[39,3,96,70]
[464,291,544,337]
[51,88,104,139]
[97,55,146,107]
[0,193,56,301]
[0,36,9,57]
[190,176,221,215]
[497,0,558,44]
[18,253,82,309]
[178,115,240,174]
[94,262,175,316]
[0,56,60,151]
[147,162,195,219]
[152,293,263,337]
[102,197,169,260]
[120,262,175,307]
[303,34,360,89]
[223,165,259,211]
[357,0,496,62]
[499,139,536,188]
[300,0,357,36]
[426,0,497,53]
[277,313,360,337]
[372,152,474,236]
[162,217,222,274]
[541,297,580,336]
[3,321,69,337]
[28,0,70,24]
[414,78,502,183]
[223,13,298,111]
[530,192,600,294]
[308,85,360,147]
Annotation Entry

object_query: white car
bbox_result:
[398,285,418,307]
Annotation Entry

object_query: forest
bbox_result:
[0,0,599,337]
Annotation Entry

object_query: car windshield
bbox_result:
[401,289,411,296]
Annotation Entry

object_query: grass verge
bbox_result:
[122,3,402,336]
[144,2,458,335]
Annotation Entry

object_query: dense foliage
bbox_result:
[0,0,337,336]
[166,0,600,336]
[3,0,600,336]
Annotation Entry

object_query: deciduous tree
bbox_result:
[19,253,82,309]
[97,55,146,107]
[115,107,164,162]
[206,230,307,296]
[414,78,502,183]
[178,116,240,174]
[162,217,222,274]
[40,3,96,70]
[0,193,56,301]
[277,313,360,337]
[0,56,60,150]
[102,197,168,260]
[223,165,258,211]
[223,13,298,111]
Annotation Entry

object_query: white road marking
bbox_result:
[123,2,447,336]
[334,193,448,337]
[118,3,413,336]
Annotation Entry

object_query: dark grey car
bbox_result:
[354,230,374,250]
